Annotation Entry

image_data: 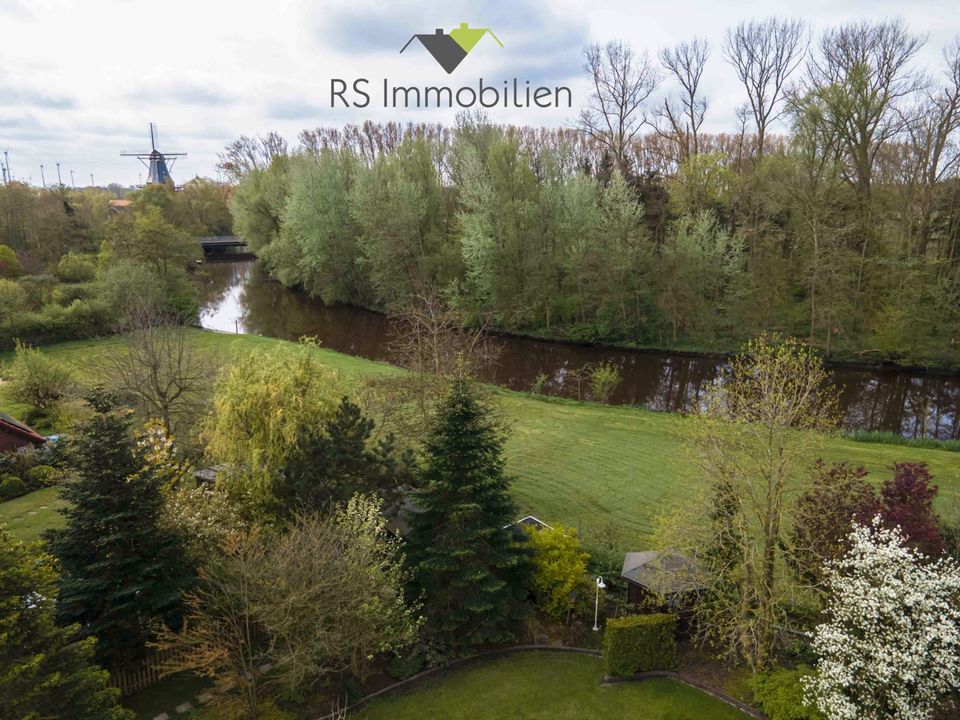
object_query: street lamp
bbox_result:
[592,576,606,631]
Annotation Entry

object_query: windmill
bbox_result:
[121,123,186,186]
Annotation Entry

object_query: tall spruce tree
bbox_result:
[0,528,133,720]
[405,379,530,654]
[46,394,194,668]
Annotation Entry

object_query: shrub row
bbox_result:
[601,613,677,676]
[0,298,113,350]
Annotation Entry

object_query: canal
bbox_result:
[199,260,960,440]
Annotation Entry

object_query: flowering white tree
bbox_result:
[805,517,960,720]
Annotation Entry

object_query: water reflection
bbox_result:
[199,260,960,440]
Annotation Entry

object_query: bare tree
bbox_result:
[723,18,808,159]
[217,132,289,181]
[107,306,211,436]
[658,37,711,161]
[904,36,960,255]
[363,293,501,443]
[579,41,661,175]
[798,20,926,299]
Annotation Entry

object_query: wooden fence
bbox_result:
[109,648,185,698]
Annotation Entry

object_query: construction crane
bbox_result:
[121,123,186,186]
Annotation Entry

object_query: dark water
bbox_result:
[198,260,960,440]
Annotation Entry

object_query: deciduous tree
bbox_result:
[805,519,960,720]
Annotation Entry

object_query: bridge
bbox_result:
[198,236,247,251]
[197,236,253,259]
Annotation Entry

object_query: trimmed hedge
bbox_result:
[602,613,678,676]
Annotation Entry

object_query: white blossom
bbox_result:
[804,516,960,720]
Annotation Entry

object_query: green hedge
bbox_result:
[0,298,113,350]
[602,613,677,676]
[751,666,823,720]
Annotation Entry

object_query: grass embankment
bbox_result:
[354,652,748,720]
[3,330,960,547]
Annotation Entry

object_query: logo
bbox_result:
[400,23,503,74]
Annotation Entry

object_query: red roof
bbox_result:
[0,413,46,445]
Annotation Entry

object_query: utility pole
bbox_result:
[56,161,62,186]
[40,164,46,188]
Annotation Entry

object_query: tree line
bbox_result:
[228,17,960,367]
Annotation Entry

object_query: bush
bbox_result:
[25,464,61,489]
[3,341,75,410]
[0,474,28,501]
[0,298,113,349]
[589,362,622,404]
[0,244,22,278]
[751,666,823,720]
[386,651,426,680]
[0,279,26,321]
[526,524,589,619]
[602,613,678,676]
[55,253,97,283]
[52,282,94,307]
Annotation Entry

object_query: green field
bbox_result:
[3,330,960,547]
[354,652,748,719]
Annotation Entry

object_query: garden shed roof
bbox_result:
[620,551,706,596]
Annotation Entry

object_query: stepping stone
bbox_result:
[38,505,47,509]
[175,702,193,714]
[152,714,169,720]
[198,692,213,703]
[27,511,36,515]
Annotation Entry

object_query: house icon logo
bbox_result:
[400,23,503,74]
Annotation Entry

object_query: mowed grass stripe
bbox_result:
[2,329,959,548]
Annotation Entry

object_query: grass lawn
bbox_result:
[3,330,960,547]
[354,652,749,719]
[121,674,211,720]
[0,487,66,542]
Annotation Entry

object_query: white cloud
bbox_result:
[0,0,956,185]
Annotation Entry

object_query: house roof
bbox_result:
[0,412,46,445]
[508,515,552,531]
[621,551,706,596]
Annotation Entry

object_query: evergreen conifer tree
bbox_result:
[278,396,413,517]
[405,379,530,654]
[46,394,194,668]
[0,528,133,720]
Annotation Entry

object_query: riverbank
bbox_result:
[198,260,960,439]
[3,330,960,548]
[223,259,960,375]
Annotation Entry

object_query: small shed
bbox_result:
[621,551,705,605]
[507,515,552,531]
[0,413,46,452]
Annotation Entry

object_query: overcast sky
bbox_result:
[1,0,958,186]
